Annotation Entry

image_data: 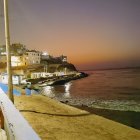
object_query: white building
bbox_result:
[0,73,24,85]
[11,56,27,66]
[31,72,53,79]
[0,50,41,66]
[26,50,41,65]
[0,55,27,66]
[12,50,41,66]
[41,52,50,60]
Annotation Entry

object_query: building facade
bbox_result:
[0,55,27,66]
[25,50,41,65]
[0,50,41,66]
[11,56,26,66]
[0,73,24,85]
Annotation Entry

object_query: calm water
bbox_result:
[42,68,140,112]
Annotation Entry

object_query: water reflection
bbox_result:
[63,82,72,98]
[41,82,72,98]
[42,86,55,98]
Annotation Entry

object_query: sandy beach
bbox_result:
[14,95,140,140]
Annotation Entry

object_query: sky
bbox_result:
[0,0,140,70]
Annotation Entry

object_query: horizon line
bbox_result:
[78,66,140,72]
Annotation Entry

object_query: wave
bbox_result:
[91,100,140,112]
[53,96,140,112]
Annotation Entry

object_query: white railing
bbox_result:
[0,88,41,140]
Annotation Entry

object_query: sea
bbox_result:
[41,68,140,129]
[42,68,140,111]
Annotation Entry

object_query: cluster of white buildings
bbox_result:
[0,44,70,85]
[0,49,44,84]
[0,50,41,67]
[0,51,67,67]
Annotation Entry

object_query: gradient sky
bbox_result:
[0,0,140,70]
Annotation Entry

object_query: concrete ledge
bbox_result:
[0,88,41,140]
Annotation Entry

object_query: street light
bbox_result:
[3,0,14,103]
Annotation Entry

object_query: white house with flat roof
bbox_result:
[31,72,54,79]
[0,73,24,85]
[25,50,41,65]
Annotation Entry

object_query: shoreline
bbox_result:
[72,105,140,130]
[4,81,140,130]
[14,94,140,140]
[40,95,140,130]
[52,96,140,112]
[2,72,140,132]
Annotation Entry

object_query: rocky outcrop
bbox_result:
[57,63,77,72]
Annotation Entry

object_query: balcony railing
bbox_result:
[0,88,41,140]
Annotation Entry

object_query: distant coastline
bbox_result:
[79,66,140,72]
